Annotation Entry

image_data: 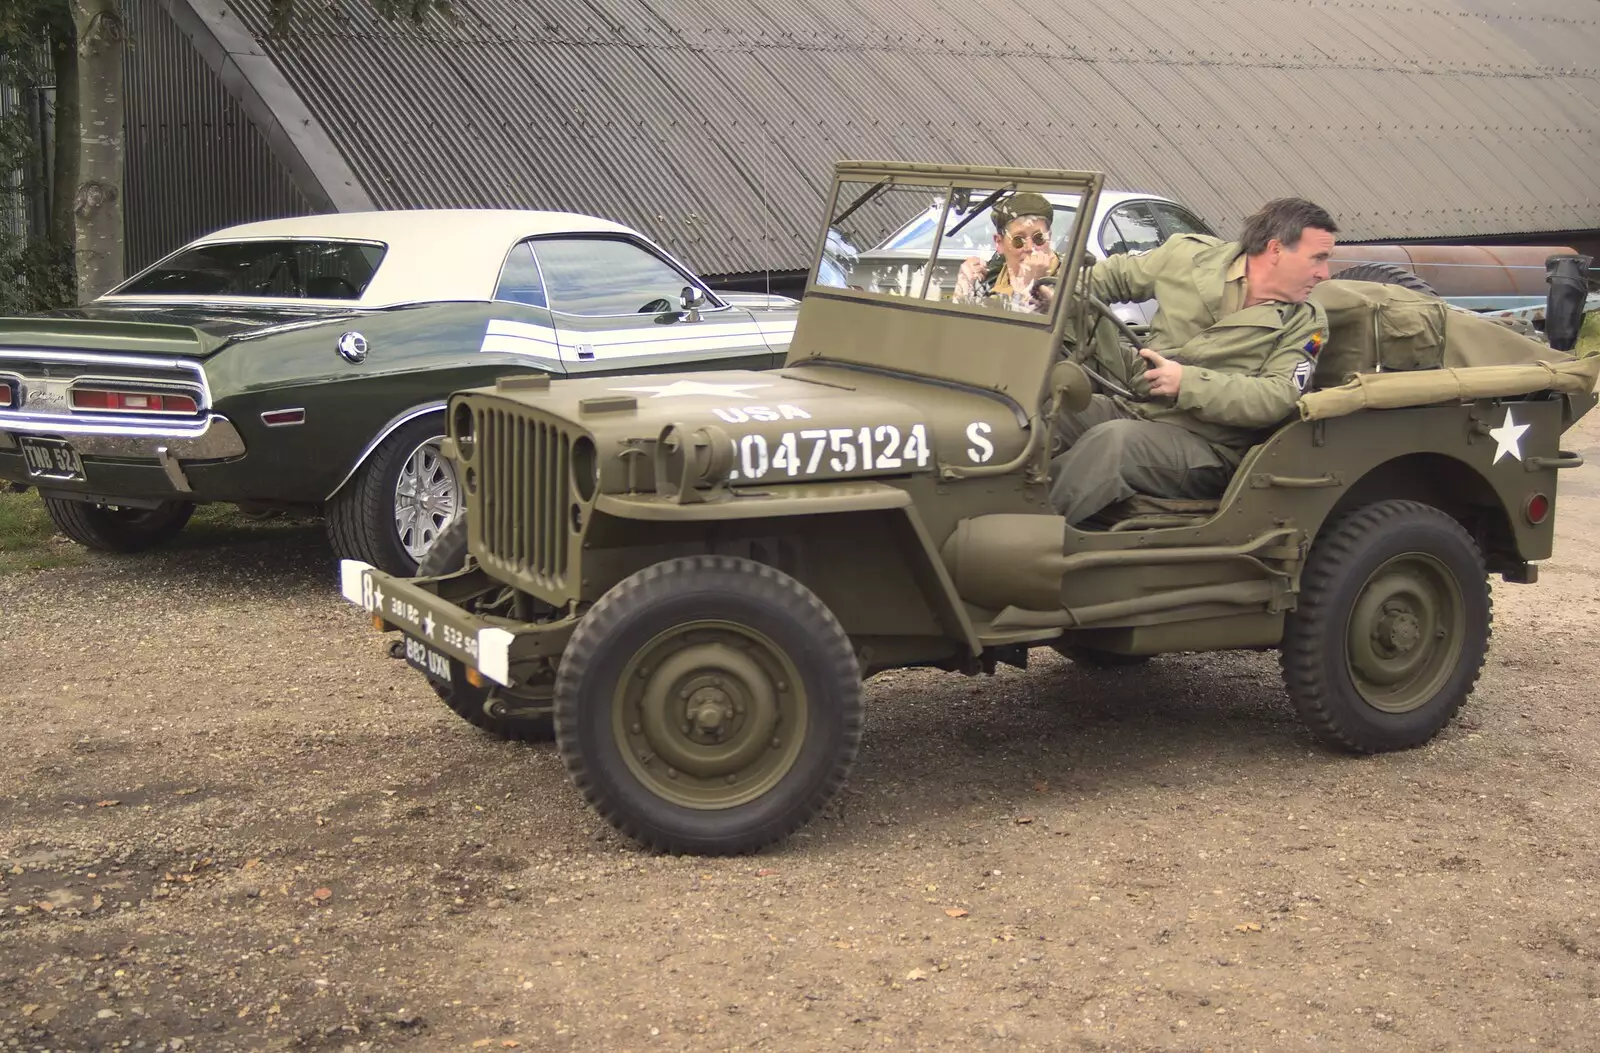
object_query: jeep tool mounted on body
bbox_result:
[341,163,1599,855]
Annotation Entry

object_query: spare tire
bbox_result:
[1329,262,1438,297]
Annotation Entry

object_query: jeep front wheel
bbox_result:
[554,556,863,855]
[1281,500,1491,753]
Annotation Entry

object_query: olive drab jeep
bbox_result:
[340,162,1600,856]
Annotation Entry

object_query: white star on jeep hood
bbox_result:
[612,380,771,399]
[1488,407,1530,464]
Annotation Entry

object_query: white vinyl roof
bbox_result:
[101,209,644,308]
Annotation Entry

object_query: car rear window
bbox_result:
[117,240,387,300]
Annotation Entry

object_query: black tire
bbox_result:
[1054,644,1152,669]
[327,414,459,576]
[415,517,554,743]
[41,497,194,553]
[555,555,863,855]
[1329,262,1438,298]
[1281,500,1491,754]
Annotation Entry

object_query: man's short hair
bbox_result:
[1239,198,1338,255]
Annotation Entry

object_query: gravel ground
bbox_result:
[2,412,1599,1052]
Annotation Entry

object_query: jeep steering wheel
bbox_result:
[1081,295,1151,402]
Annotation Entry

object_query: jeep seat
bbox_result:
[1095,494,1219,531]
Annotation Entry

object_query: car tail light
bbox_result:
[0,380,12,408]
[71,386,199,414]
[1526,492,1550,525]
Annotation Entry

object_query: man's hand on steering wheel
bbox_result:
[1138,347,1183,399]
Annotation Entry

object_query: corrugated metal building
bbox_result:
[120,0,1600,280]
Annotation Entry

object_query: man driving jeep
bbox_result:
[952,192,1059,313]
[1049,197,1337,526]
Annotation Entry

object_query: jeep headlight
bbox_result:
[655,421,733,502]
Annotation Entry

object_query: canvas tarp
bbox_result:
[1298,356,1600,421]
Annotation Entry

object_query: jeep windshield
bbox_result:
[874,193,1082,259]
[813,176,1085,321]
[113,239,387,301]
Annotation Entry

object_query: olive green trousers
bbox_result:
[1047,395,1235,526]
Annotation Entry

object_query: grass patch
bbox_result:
[0,489,318,574]
[0,488,89,573]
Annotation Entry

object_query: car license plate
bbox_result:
[403,635,453,685]
[18,436,85,481]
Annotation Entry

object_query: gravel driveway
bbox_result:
[3,413,1599,1052]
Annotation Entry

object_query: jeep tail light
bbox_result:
[1526,492,1550,525]
[71,387,199,414]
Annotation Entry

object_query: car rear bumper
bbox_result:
[0,414,247,498]
[0,412,245,459]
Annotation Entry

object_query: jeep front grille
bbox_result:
[475,405,573,596]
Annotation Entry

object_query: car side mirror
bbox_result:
[679,285,707,322]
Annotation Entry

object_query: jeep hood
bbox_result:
[465,365,986,489]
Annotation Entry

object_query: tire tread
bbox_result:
[42,497,193,553]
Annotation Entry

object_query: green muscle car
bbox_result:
[0,211,797,573]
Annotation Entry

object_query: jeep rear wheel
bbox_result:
[554,556,863,855]
[1281,500,1490,753]
[42,497,194,553]
[415,517,554,743]
[327,414,460,575]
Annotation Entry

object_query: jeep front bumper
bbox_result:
[339,559,575,688]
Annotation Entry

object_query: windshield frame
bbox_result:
[807,164,1101,334]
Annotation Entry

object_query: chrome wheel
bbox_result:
[393,436,458,563]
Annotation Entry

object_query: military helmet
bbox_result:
[992,191,1054,232]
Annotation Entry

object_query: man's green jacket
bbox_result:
[1089,234,1328,456]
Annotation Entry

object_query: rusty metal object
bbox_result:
[1332,245,1579,298]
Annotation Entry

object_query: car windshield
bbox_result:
[116,239,387,300]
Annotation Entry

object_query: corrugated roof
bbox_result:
[205,0,1599,276]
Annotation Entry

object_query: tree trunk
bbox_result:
[70,0,122,303]
[51,31,79,258]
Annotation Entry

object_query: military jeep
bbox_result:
[340,162,1598,855]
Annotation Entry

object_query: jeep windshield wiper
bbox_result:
[945,185,1015,241]
[830,180,891,230]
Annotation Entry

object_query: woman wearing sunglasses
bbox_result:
[952,191,1059,312]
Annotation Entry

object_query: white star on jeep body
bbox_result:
[421,612,436,639]
[1488,407,1530,464]
[371,584,385,614]
[612,380,771,399]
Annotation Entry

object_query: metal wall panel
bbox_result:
[124,0,313,270]
[193,0,1599,278]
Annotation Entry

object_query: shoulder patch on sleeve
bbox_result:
[1303,331,1324,357]
[1293,359,1313,392]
